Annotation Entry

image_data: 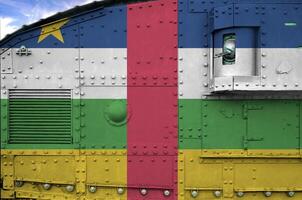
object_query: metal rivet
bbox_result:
[15,181,23,187]
[287,191,295,197]
[66,185,75,192]
[191,190,198,198]
[42,183,51,190]
[88,186,97,193]
[117,187,124,194]
[264,191,272,197]
[236,191,244,197]
[214,190,222,197]
[163,190,171,196]
[140,189,148,196]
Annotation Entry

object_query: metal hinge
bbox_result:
[16,46,31,56]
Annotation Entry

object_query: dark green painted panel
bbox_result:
[79,99,127,149]
[246,100,300,149]
[1,99,8,148]
[179,99,301,150]
[201,100,246,149]
[178,100,202,149]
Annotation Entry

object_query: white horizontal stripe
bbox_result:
[1,48,127,99]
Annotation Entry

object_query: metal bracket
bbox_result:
[16,46,31,56]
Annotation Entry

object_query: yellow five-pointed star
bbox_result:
[38,18,69,43]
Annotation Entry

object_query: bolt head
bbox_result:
[42,183,51,190]
[163,190,170,196]
[15,181,23,187]
[264,191,272,197]
[117,187,124,194]
[191,190,198,198]
[66,185,75,192]
[287,191,295,197]
[89,186,97,193]
[236,191,244,197]
[214,190,222,197]
[140,188,148,196]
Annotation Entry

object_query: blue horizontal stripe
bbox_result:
[179,0,302,48]
[1,5,127,48]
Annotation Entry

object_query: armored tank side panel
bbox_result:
[1,0,302,199]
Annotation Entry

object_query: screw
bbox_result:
[236,191,244,197]
[214,190,222,197]
[66,185,75,192]
[15,181,23,187]
[191,190,198,198]
[264,191,272,197]
[163,190,170,196]
[140,188,147,196]
[287,191,295,197]
[42,183,51,190]
[88,186,97,193]
[117,187,124,194]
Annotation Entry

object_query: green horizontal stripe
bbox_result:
[179,99,302,150]
[1,99,126,149]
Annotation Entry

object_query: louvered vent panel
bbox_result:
[8,89,72,144]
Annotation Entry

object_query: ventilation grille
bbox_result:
[8,89,72,144]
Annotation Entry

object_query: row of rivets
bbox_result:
[88,186,125,194]
[190,190,296,198]
[140,188,171,197]
[15,181,74,192]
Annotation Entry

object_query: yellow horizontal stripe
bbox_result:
[178,150,302,200]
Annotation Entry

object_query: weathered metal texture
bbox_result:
[178,150,302,200]
[127,0,178,87]
[79,99,127,149]
[178,49,210,99]
[0,150,127,200]
[0,48,81,98]
[259,48,302,90]
[79,48,127,87]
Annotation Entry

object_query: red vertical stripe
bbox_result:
[127,0,178,199]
